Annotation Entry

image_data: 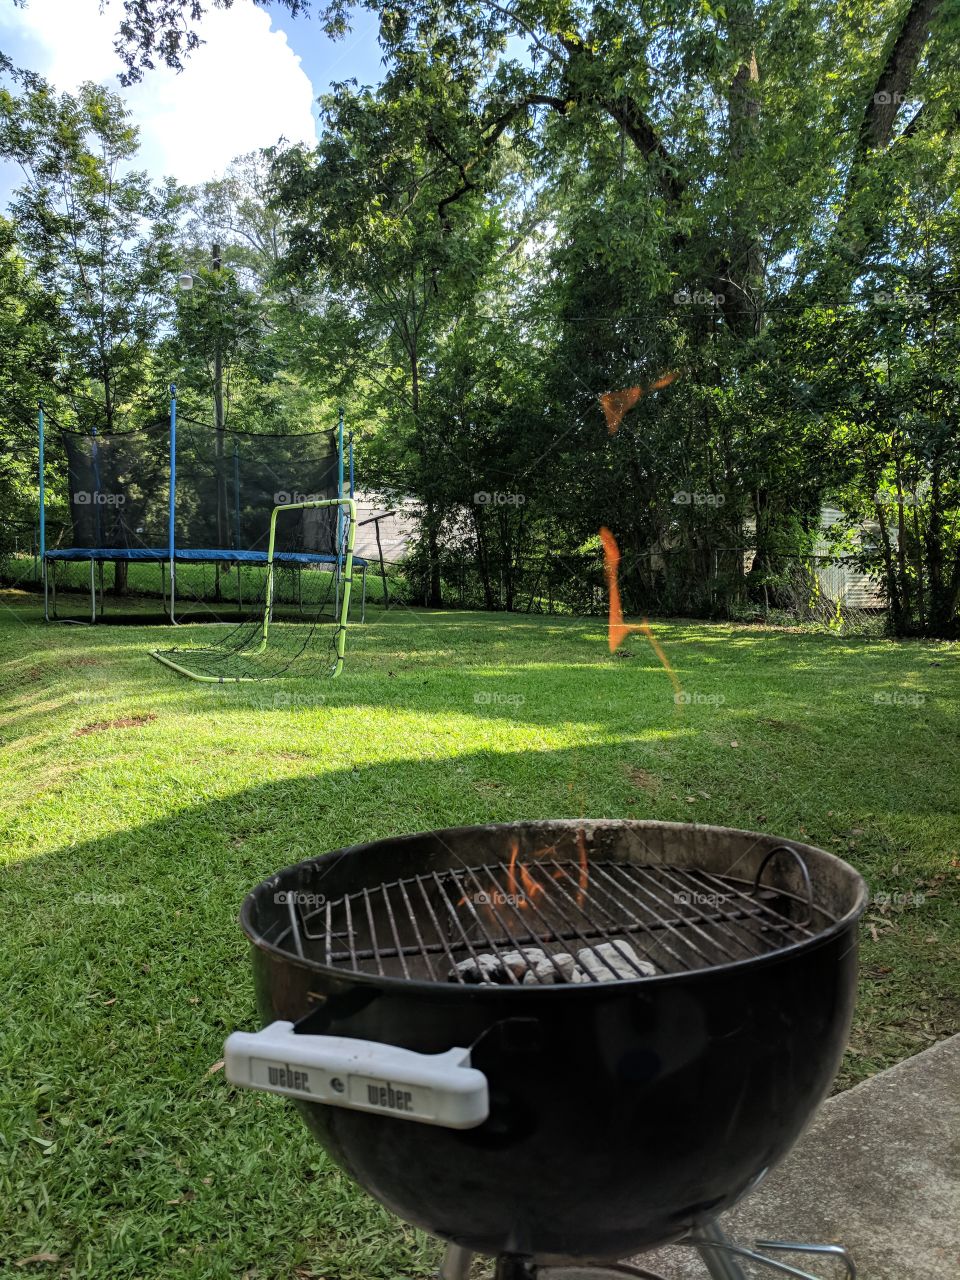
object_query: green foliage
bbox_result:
[0,216,59,547]
[0,79,183,431]
[2,1,959,635]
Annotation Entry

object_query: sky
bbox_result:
[0,0,385,203]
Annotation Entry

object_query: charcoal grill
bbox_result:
[224,820,867,1277]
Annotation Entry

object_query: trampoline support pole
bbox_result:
[168,384,178,625]
[39,401,50,621]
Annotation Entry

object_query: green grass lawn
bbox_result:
[1,587,958,1279]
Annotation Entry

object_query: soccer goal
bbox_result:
[150,499,357,682]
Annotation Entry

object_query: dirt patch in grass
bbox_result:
[627,766,662,793]
[74,714,157,736]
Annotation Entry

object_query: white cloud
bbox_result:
[0,0,318,185]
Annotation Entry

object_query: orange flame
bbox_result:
[502,836,590,911]
[575,827,589,907]
[599,372,678,434]
[599,526,683,699]
[507,839,546,909]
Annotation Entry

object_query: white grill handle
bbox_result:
[224,1021,489,1130]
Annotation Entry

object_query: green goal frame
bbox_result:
[150,498,357,683]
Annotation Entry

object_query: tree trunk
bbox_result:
[410,348,442,607]
[472,508,496,610]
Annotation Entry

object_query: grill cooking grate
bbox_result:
[272,859,834,984]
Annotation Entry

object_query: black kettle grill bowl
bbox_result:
[238,820,867,1262]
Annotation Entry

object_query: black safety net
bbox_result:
[173,419,339,555]
[59,422,169,550]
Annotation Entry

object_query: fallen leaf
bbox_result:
[16,1255,60,1267]
[207,1059,224,1075]
[729,740,739,748]
[102,997,116,1006]
[868,923,879,942]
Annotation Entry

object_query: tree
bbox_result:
[0,79,183,589]
[112,1,960,630]
[0,79,183,432]
[0,216,60,552]
[271,69,512,606]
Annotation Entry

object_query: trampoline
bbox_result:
[38,388,380,623]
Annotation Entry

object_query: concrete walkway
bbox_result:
[636,1034,960,1280]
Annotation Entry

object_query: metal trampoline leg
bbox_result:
[169,558,178,625]
[90,559,96,624]
[43,558,50,621]
[361,563,367,622]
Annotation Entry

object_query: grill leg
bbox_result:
[494,1257,536,1280]
[439,1244,474,1280]
[690,1222,856,1279]
[692,1223,750,1280]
